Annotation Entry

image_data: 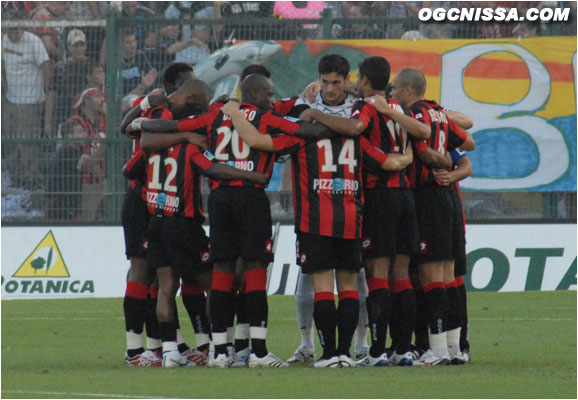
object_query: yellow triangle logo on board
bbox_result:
[12,231,70,278]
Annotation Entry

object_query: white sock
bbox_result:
[447,327,461,356]
[146,336,162,350]
[126,331,142,350]
[213,332,228,347]
[235,323,250,340]
[430,332,448,357]
[295,271,315,349]
[226,326,234,344]
[195,333,210,348]
[250,326,267,340]
[176,329,185,345]
[355,269,369,350]
[162,341,178,353]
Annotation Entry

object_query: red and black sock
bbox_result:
[210,270,234,356]
[181,283,210,351]
[424,281,449,335]
[336,290,359,357]
[365,278,389,358]
[391,279,415,354]
[313,292,337,359]
[124,281,148,357]
[456,276,470,351]
[245,269,268,357]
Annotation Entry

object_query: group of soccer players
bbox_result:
[119,51,475,368]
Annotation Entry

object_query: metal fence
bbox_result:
[1,2,576,225]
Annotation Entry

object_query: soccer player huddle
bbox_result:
[120,53,475,369]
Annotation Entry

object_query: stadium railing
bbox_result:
[1,7,576,226]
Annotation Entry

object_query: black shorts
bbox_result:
[296,231,361,274]
[451,185,467,276]
[413,186,454,264]
[362,188,419,258]
[122,188,151,260]
[208,187,274,263]
[147,215,212,275]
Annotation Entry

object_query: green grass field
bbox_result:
[2,291,576,399]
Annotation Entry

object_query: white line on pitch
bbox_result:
[1,390,174,399]
[471,317,575,321]
[7,317,124,320]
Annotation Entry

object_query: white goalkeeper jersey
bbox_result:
[296,92,357,118]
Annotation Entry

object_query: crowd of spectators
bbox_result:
[1,1,575,221]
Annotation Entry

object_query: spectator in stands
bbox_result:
[122,1,180,48]
[45,29,98,138]
[1,10,50,189]
[85,61,105,91]
[29,1,72,62]
[385,1,422,39]
[63,2,107,60]
[219,1,275,41]
[164,1,218,62]
[1,1,37,17]
[68,88,107,221]
[119,30,158,98]
[47,119,85,220]
[419,2,459,38]
[477,2,517,38]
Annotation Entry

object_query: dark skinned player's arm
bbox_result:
[120,95,169,135]
[205,163,269,186]
[293,121,334,140]
[140,131,209,152]
[126,118,180,135]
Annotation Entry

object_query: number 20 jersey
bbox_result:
[176,103,300,190]
[271,134,389,239]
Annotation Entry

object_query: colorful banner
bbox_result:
[264,37,577,191]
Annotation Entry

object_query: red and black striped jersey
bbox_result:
[176,103,300,190]
[127,144,217,220]
[129,105,174,199]
[271,134,389,239]
[351,98,412,189]
[409,100,468,187]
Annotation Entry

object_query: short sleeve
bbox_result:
[350,101,372,129]
[413,138,430,155]
[188,144,217,174]
[261,111,301,136]
[360,136,388,171]
[271,135,303,155]
[446,118,468,150]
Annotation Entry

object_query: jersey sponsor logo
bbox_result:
[225,160,254,171]
[155,192,180,213]
[312,178,359,194]
[203,150,216,161]
[2,231,95,297]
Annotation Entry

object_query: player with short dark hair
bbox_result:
[128,73,330,368]
[222,98,414,368]
[390,67,475,366]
